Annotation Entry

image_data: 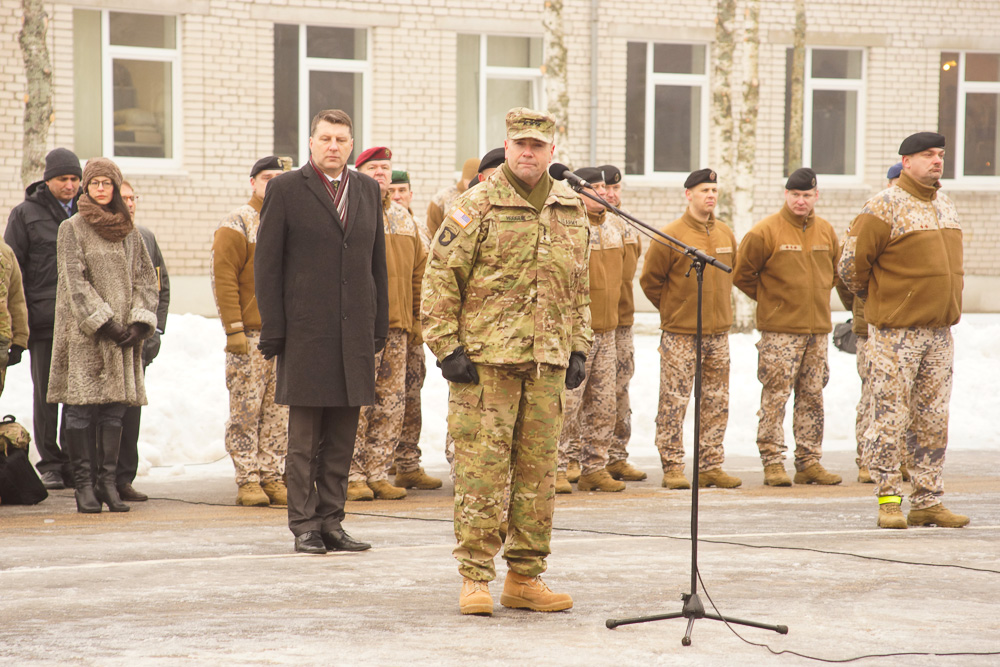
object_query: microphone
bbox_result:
[548,163,592,189]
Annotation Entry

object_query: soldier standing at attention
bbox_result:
[349,147,430,501]
[0,234,28,398]
[734,168,842,487]
[639,169,741,490]
[211,156,291,507]
[425,157,480,238]
[422,108,590,616]
[555,167,625,494]
[839,132,968,530]
[599,164,647,483]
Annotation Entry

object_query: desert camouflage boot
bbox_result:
[577,469,625,492]
[907,504,970,528]
[236,481,269,507]
[394,468,443,490]
[566,460,581,483]
[698,468,742,488]
[368,479,407,500]
[877,499,907,529]
[460,577,493,616]
[261,480,288,506]
[793,463,842,485]
[500,571,573,612]
[763,463,792,487]
[661,470,691,490]
[347,480,374,501]
[606,459,647,481]
[555,470,572,494]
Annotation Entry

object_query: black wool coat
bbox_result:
[254,165,389,407]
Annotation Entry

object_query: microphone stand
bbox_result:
[572,185,788,646]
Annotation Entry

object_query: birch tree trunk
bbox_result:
[786,0,807,174]
[19,0,53,188]
[542,0,572,166]
[711,0,737,219]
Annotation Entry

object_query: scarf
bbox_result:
[310,157,350,228]
[77,193,134,242]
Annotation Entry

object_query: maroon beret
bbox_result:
[355,146,392,168]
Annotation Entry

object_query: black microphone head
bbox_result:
[548,163,571,181]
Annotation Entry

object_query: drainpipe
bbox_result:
[590,0,599,166]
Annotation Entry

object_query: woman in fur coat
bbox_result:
[47,158,158,513]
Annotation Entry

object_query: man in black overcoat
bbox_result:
[255,109,389,554]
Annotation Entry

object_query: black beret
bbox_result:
[898,132,945,156]
[683,168,717,189]
[785,167,817,191]
[478,147,505,173]
[251,155,287,178]
[598,164,622,185]
[574,167,604,184]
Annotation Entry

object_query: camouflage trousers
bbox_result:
[224,329,288,485]
[350,328,407,483]
[557,330,616,475]
[864,326,953,509]
[394,335,426,474]
[655,332,729,472]
[609,325,635,464]
[855,335,913,470]
[451,364,564,582]
[755,331,829,471]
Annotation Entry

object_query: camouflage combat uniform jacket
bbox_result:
[421,169,592,368]
[0,241,29,364]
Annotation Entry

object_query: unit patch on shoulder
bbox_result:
[438,224,459,247]
[450,207,473,228]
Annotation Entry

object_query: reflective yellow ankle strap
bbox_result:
[878,495,902,505]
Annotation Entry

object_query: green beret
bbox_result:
[683,168,717,189]
[391,170,409,184]
[785,167,817,191]
[598,164,622,185]
[898,132,945,156]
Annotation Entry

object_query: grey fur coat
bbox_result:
[47,215,158,406]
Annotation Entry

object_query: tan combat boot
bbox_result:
[394,468,443,490]
[236,482,270,507]
[387,464,397,476]
[793,463,842,485]
[460,577,493,616]
[500,571,573,612]
[857,468,873,483]
[577,469,626,492]
[661,470,691,490]
[555,470,573,494]
[877,498,907,529]
[606,459,648,481]
[368,479,407,500]
[566,461,581,483]
[763,464,792,487]
[698,468,742,488]
[907,504,970,528]
[260,480,288,506]
[347,480,374,501]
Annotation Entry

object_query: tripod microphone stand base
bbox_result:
[606,592,788,646]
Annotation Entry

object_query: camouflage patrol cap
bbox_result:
[505,107,555,143]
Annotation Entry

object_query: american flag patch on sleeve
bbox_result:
[450,207,472,228]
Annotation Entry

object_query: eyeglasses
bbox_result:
[122,195,140,203]
[89,179,114,190]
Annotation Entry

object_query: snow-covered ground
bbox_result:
[5,312,998,477]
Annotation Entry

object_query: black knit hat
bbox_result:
[44,148,82,181]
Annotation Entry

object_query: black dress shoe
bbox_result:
[117,483,148,502]
[40,471,65,490]
[294,531,328,554]
[322,528,371,552]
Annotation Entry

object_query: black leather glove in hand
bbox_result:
[257,337,285,361]
[440,346,479,384]
[7,345,24,366]
[98,320,129,344]
[118,323,149,348]
[565,351,587,389]
[374,336,386,354]
[142,332,161,366]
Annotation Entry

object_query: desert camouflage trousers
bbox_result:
[451,364,564,582]
[557,330,616,475]
[654,332,729,472]
[224,329,288,485]
[864,326,953,509]
[755,331,829,471]
[350,328,407,483]
[855,335,913,470]
[394,335,426,474]
[609,325,634,464]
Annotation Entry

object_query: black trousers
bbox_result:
[286,405,360,537]
[117,359,149,486]
[28,338,67,475]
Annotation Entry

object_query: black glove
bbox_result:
[374,336,386,354]
[565,351,587,389]
[7,345,24,366]
[258,337,285,361]
[99,320,129,344]
[120,323,150,348]
[439,346,479,384]
[142,332,161,366]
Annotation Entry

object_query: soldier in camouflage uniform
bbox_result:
[734,168,843,487]
[349,148,429,501]
[839,132,968,529]
[212,156,291,507]
[0,237,29,398]
[422,108,590,616]
[426,158,480,238]
[640,169,741,490]
[599,165,647,483]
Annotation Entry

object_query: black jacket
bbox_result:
[4,181,78,342]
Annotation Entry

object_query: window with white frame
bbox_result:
[274,25,370,166]
[73,10,181,167]
[625,42,709,177]
[785,48,865,178]
[456,34,544,170]
[939,52,1000,180]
